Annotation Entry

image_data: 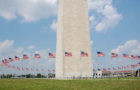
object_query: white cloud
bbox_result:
[0,40,14,51]
[27,45,35,50]
[111,40,140,55]
[0,40,54,74]
[89,16,95,21]
[109,40,140,67]
[16,47,24,54]
[0,0,57,22]
[88,0,122,32]
[0,0,122,32]
[131,46,140,55]
[0,40,24,60]
[26,49,55,72]
[50,20,57,31]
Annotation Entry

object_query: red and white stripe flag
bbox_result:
[15,56,20,60]
[65,52,72,57]
[23,54,29,60]
[81,51,88,57]
[111,53,118,58]
[34,53,41,59]
[48,53,56,58]
[97,52,105,57]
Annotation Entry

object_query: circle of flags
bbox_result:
[1,51,140,73]
[1,52,56,73]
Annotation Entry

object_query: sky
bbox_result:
[0,0,140,75]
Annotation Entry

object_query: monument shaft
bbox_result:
[56,0,93,78]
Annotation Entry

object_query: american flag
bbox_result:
[65,52,72,57]
[118,67,121,69]
[36,69,39,72]
[48,69,50,72]
[123,54,130,58]
[34,53,41,59]
[124,66,126,69]
[17,67,20,70]
[131,65,135,68]
[103,68,106,71]
[97,52,105,57]
[113,68,116,70]
[7,65,11,68]
[53,69,55,72]
[2,59,5,63]
[11,66,14,69]
[131,55,137,59]
[31,68,34,71]
[8,57,13,62]
[3,59,8,63]
[41,69,44,72]
[22,67,24,71]
[134,63,139,67]
[23,54,29,60]
[48,53,56,58]
[81,51,88,57]
[127,66,131,68]
[126,65,130,68]
[108,68,111,70]
[138,56,140,60]
[15,56,20,60]
[111,53,118,58]
[26,67,29,71]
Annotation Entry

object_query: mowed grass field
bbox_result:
[0,78,140,90]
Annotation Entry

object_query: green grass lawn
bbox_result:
[0,78,140,90]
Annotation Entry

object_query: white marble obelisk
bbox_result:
[56,0,93,78]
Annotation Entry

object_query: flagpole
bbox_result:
[0,59,3,79]
[0,57,3,79]
[1,59,4,78]
[3,57,7,79]
[24,55,26,78]
[48,49,50,78]
[131,65,133,78]
[110,54,113,78]
[80,50,81,78]
[24,54,27,78]
[95,50,98,74]
[21,52,24,78]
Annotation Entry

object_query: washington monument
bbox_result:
[56,0,93,78]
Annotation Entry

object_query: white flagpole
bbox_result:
[80,50,81,78]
